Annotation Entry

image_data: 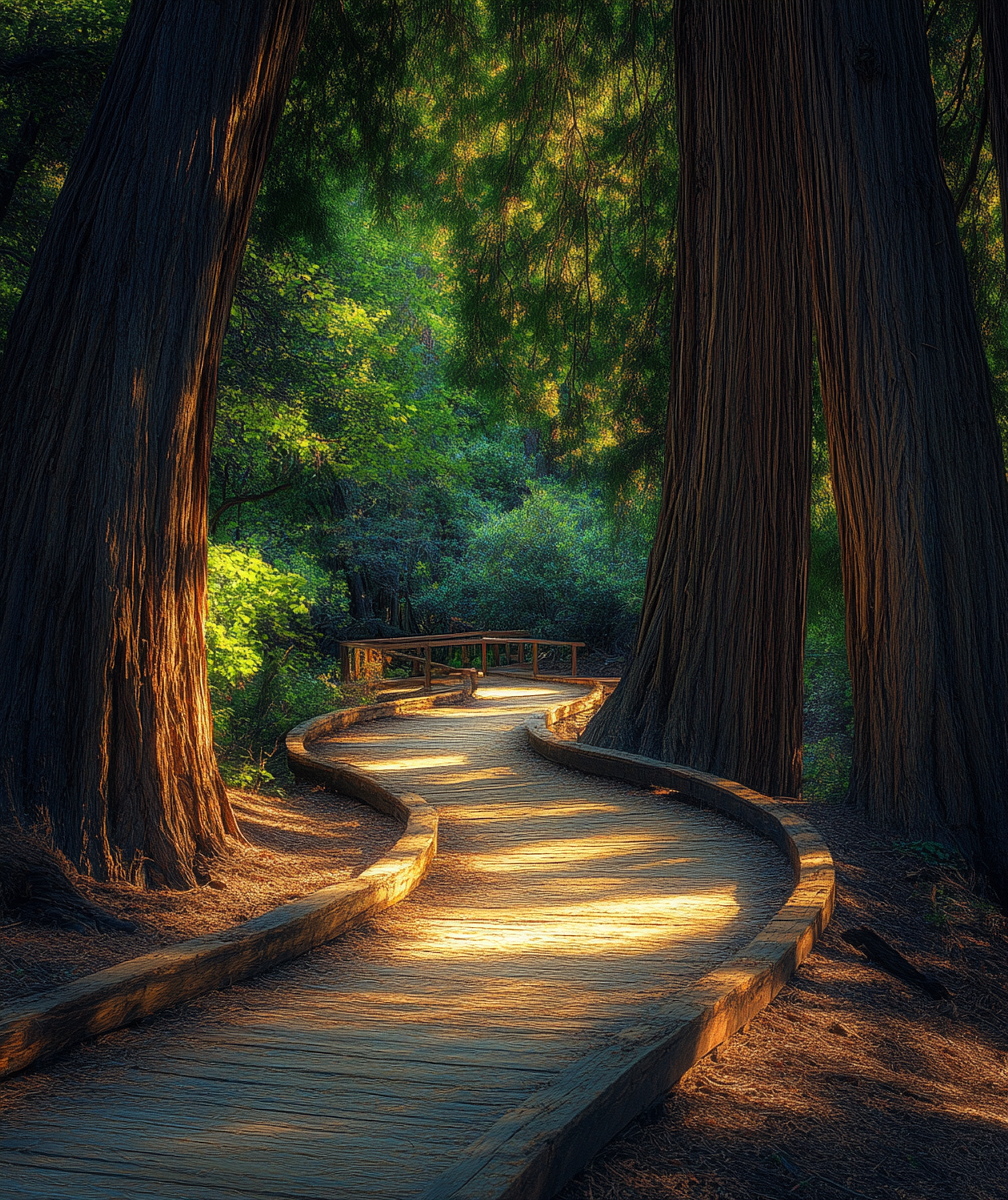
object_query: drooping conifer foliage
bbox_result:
[2,0,1008,904]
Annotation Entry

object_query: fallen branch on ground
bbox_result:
[841,926,953,1002]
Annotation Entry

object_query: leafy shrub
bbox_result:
[420,483,644,651]
[463,432,532,512]
[206,544,340,789]
[808,494,845,634]
[803,442,852,800]
[206,544,312,688]
[802,733,850,802]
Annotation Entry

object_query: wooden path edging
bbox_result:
[419,685,835,1200]
[0,689,460,1082]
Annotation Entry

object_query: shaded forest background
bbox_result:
[1,0,1005,797]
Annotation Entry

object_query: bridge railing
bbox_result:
[339,630,586,686]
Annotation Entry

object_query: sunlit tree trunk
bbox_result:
[582,0,812,798]
[790,0,1008,904]
[0,0,312,888]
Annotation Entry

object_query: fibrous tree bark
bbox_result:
[0,0,313,888]
[790,0,1008,903]
[582,0,812,798]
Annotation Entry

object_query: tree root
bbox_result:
[0,825,136,934]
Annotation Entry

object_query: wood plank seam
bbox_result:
[416,687,835,1200]
[0,688,461,1081]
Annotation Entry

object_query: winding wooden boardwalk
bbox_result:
[1,681,790,1199]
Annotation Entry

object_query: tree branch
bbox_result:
[954,84,989,218]
[0,246,32,270]
[209,480,295,534]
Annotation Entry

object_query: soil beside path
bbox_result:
[559,801,1008,1200]
[0,784,399,1004]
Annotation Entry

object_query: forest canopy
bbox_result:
[1,0,1007,894]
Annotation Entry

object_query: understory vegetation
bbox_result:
[1,0,1003,804]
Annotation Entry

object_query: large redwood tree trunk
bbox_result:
[0,1,312,888]
[582,0,812,798]
[790,0,1008,903]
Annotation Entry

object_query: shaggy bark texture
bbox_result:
[790,0,1008,904]
[0,826,136,933]
[582,0,811,798]
[0,0,313,888]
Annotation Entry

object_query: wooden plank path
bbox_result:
[0,680,791,1199]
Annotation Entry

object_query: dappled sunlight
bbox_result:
[428,706,531,719]
[331,733,415,744]
[407,888,741,958]
[424,766,518,784]
[466,834,698,872]
[353,754,468,772]
[476,686,560,699]
[451,800,625,821]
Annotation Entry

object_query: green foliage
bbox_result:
[215,657,343,792]
[206,545,342,789]
[205,544,312,689]
[213,190,488,645]
[802,734,850,803]
[897,839,957,865]
[0,0,128,344]
[802,360,851,802]
[461,431,531,512]
[428,2,679,498]
[217,202,462,522]
[420,482,645,649]
[928,2,1008,458]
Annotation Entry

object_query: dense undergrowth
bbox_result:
[4,1,1003,811]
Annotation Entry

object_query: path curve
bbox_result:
[1,679,810,1199]
[0,687,458,1082]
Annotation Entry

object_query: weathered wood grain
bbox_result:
[0,680,818,1200]
[0,690,456,1080]
[414,689,833,1200]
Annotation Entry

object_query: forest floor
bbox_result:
[1,675,464,1004]
[4,673,1007,1200]
[0,783,399,1004]
[558,798,1008,1200]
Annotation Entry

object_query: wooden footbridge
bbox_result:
[0,679,831,1199]
[340,630,587,687]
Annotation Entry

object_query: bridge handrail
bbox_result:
[340,630,586,684]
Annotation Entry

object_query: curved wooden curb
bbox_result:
[0,689,459,1082]
[420,686,835,1200]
